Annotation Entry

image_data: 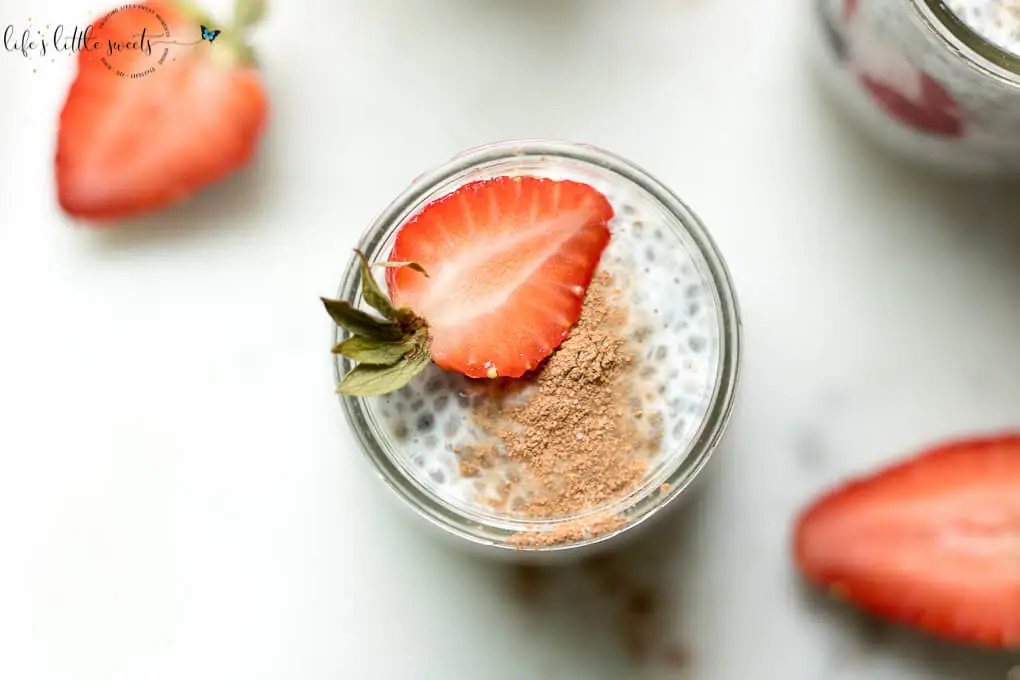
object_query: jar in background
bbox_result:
[810,0,1020,176]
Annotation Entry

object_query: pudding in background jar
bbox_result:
[946,1,1020,56]
[811,0,1020,176]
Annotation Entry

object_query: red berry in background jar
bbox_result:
[845,23,965,138]
[844,0,859,19]
[856,72,964,137]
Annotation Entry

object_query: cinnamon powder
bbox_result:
[462,271,662,545]
[507,514,629,549]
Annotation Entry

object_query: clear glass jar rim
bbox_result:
[914,0,1020,85]
[333,139,743,553]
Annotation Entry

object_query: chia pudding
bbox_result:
[947,0,1020,55]
[330,141,741,557]
[811,0,1020,175]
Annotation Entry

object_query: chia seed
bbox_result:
[354,179,722,521]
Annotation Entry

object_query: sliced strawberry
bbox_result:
[56,1,268,222]
[385,176,613,379]
[794,435,1020,649]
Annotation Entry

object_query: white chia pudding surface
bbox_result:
[354,172,722,524]
[947,0,1020,55]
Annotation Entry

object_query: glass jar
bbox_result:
[332,140,742,561]
[811,0,1020,176]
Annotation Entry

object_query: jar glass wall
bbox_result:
[810,0,1020,176]
[332,140,742,559]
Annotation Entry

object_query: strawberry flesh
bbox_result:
[56,2,268,222]
[385,176,613,379]
[794,435,1020,649]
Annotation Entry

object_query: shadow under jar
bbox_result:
[332,140,741,562]
[811,0,1020,177]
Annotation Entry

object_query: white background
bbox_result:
[1,1,1018,678]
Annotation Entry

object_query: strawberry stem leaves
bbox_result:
[320,298,403,341]
[325,250,433,396]
[337,349,432,396]
[373,261,430,278]
[332,335,415,365]
[356,250,399,320]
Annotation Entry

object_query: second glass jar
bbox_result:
[811,0,1020,176]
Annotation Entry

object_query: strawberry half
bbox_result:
[386,176,613,379]
[56,0,269,222]
[794,434,1020,649]
[321,177,613,395]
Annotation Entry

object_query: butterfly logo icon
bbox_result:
[200,25,221,43]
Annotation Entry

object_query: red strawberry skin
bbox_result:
[56,2,268,222]
[858,73,964,137]
[385,176,613,379]
[794,435,1020,649]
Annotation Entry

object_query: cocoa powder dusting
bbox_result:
[464,272,660,545]
[506,514,628,549]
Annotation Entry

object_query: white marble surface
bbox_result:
[1,0,1018,678]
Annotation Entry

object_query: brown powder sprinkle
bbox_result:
[621,586,660,660]
[458,460,480,478]
[456,443,498,478]
[461,271,663,547]
[506,513,628,549]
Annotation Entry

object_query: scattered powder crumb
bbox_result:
[511,565,547,603]
[505,543,694,672]
[646,412,664,452]
[458,460,480,478]
[601,566,690,668]
[458,272,662,547]
[660,642,691,670]
[621,586,660,660]
[490,480,513,511]
[455,442,500,480]
[583,554,687,667]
